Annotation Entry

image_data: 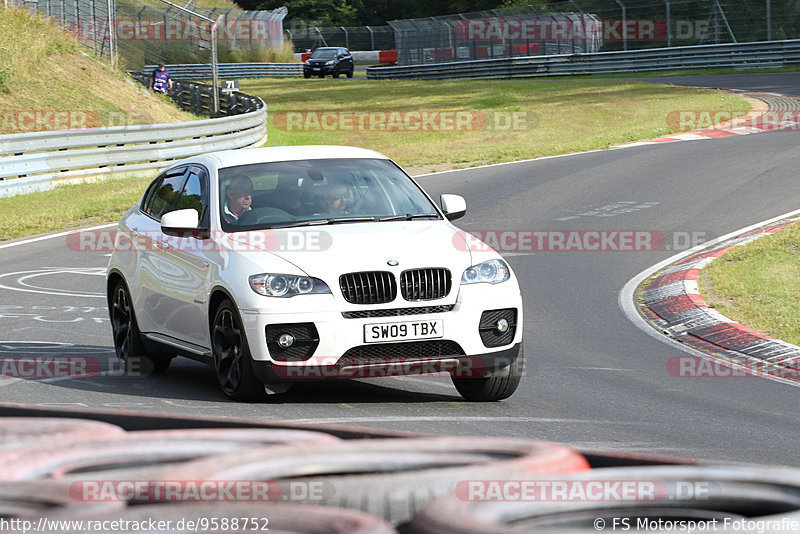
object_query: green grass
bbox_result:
[699,221,800,346]
[1,76,752,240]
[0,6,197,132]
[0,177,153,241]
[242,77,750,173]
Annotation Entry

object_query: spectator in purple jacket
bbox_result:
[149,61,173,94]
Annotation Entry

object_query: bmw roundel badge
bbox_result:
[387,260,399,266]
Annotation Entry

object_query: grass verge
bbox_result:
[242,77,749,174]
[0,177,153,241]
[698,221,800,346]
[2,77,750,240]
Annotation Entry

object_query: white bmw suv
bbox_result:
[107,146,523,401]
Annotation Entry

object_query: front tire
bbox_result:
[212,299,266,401]
[452,346,523,401]
[109,281,171,375]
[346,69,354,78]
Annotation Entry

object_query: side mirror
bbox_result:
[161,209,199,235]
[440,194,466,221]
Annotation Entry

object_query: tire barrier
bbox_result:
[0,480,123,519]
[408,465,800,533]
[0,418,125,451]
[5,415,798,532]
[159,437,590,525]
[48,502,398,534]
[0,427,340,481]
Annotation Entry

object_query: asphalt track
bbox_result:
[1,73,799,466]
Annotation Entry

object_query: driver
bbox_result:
[323,180,350,215]
[223,175,254,224]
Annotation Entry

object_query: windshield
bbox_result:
[310,49,337,59]
[218,158,440,232]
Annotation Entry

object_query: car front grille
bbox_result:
[400,268,452,301]
[341,305,454,319]
[339,271,397,304]
[338,340,465,366]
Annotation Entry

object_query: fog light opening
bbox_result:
[278,333,295,348]
[495,318,509,334]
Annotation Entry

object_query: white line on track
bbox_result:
[286,416,652,425]
[0,223,117,250]
[0,268,105,298]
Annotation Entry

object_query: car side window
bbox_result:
[143,171,188,221]
[180,167,209,228]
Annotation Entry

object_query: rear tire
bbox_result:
[212,299,266,402]
[452,345,523,401]
[109,281,171,375]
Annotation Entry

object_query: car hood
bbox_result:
[227,221,475,282]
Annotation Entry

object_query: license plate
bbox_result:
[364,319,443,343]
[312,68,320,71]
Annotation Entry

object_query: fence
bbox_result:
[366,39,800,80]
[0,79,267,198]
[286,1,800,63]
[283,23,395,53]
[8,0,288,70]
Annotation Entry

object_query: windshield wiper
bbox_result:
[377,213,439,222]
[270,217,376,228]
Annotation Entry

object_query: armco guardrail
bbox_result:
[143,63,303,80]
[366,40,800,80]
[0,79,267,198]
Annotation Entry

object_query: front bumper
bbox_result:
[304,64,337,75]
[238,282,523,382]
[251,342,523,383]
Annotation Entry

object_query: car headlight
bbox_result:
[325,60,335,65]
[249,274,331,297]
[460,259,510,285]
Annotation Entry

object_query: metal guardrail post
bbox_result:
[665,0,672,47]
[211,15,221,116]
[613,0,627,51]
[767,0,772,41]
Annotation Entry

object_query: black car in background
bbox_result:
[303,47,354,78]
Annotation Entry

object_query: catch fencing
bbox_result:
[366,39,800,79]
[8,0,287,70]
